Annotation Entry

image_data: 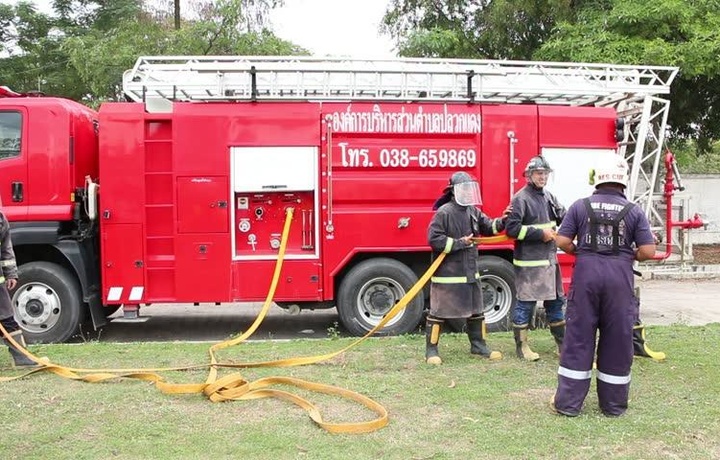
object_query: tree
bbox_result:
[0,0,306,104]
[536,0,720,153]
[0,1,86,99]
[382,0,720,153]
[61,0,305,103]
[381,0,575,60]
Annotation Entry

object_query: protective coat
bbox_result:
[505,184,565,301]
[427,202,504,319]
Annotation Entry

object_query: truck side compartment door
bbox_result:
[175,175,231,301]
[177,176,229,233]
[101,224,145,304]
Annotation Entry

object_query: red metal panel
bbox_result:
[27,100,87,220]
[480,104,539,218]
[233,260,321,301]
[538,106,617,149]
[69,102,99,191]
[171,102,321,178]
[98,103,146,224]
[101,223,145,303]
[175,234,231,301]
[176,176,229,233]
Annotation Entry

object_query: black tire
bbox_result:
[478,256,516,332]
[10,262,83,344]
[337,258,425,337]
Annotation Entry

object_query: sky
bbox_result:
[271,0,396,58]
[6,0,397,59]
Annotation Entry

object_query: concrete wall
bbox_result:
[678,174,720,245]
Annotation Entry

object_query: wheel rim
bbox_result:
[12,282,63,334]
[480,275,513,326]
[355,277,406,329]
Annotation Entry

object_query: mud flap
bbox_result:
[87,291,108,330]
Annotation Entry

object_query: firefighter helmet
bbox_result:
[444,171,482,206]
[590,152,629,188]
[523,155,553,176]
[447,171,474,187]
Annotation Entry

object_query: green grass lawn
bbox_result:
[1,324,718,460]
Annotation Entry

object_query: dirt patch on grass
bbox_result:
[693,244,720,264]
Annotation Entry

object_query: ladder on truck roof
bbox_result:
[122,55,683,259]
[122,55,676,106]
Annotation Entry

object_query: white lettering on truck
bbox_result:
[337,143,477,168]
[328,105,482,134]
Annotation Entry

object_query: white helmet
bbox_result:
[590,152,629,188]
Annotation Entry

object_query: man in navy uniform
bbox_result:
[552,152,656,417]
[426,172,508,364]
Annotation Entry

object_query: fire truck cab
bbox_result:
[0,58,678,343]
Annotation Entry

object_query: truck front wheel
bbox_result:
[337,258,425,337]
[11,262,83,344]
[479,256,516,332]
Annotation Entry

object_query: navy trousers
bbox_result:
[554,254,635,416]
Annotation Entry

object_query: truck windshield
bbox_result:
[0,111,21,160]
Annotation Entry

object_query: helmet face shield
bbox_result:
[453,180,482,206]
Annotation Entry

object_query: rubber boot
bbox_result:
[633,322,666,360]
[466,315,502,360]
[514,326,540,361]
[425,318,443,365]
[549,320,566,357]
[550,393,579,417]
[3,329,37,367]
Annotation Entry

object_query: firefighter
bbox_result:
[0,210,35,367]
[505,155,566,361]
[426,171,508,365]
[552,152,656,417]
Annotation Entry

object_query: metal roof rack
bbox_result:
[122,55,677,106]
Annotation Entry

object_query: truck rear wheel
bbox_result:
[337,258,425,337]
[479,256,515,332]
[11,261,83,344]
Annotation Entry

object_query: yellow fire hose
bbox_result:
[0,209,509,434]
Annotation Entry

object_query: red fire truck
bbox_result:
[0,57,682,343]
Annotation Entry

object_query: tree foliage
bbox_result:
[381,0,575,60]
[536,0,720,153]
[382,0,720,153]
[0,0,307,104]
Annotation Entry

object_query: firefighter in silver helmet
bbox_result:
[505,155,567,361]
[426,171,509,364]
[0,211,36,367]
